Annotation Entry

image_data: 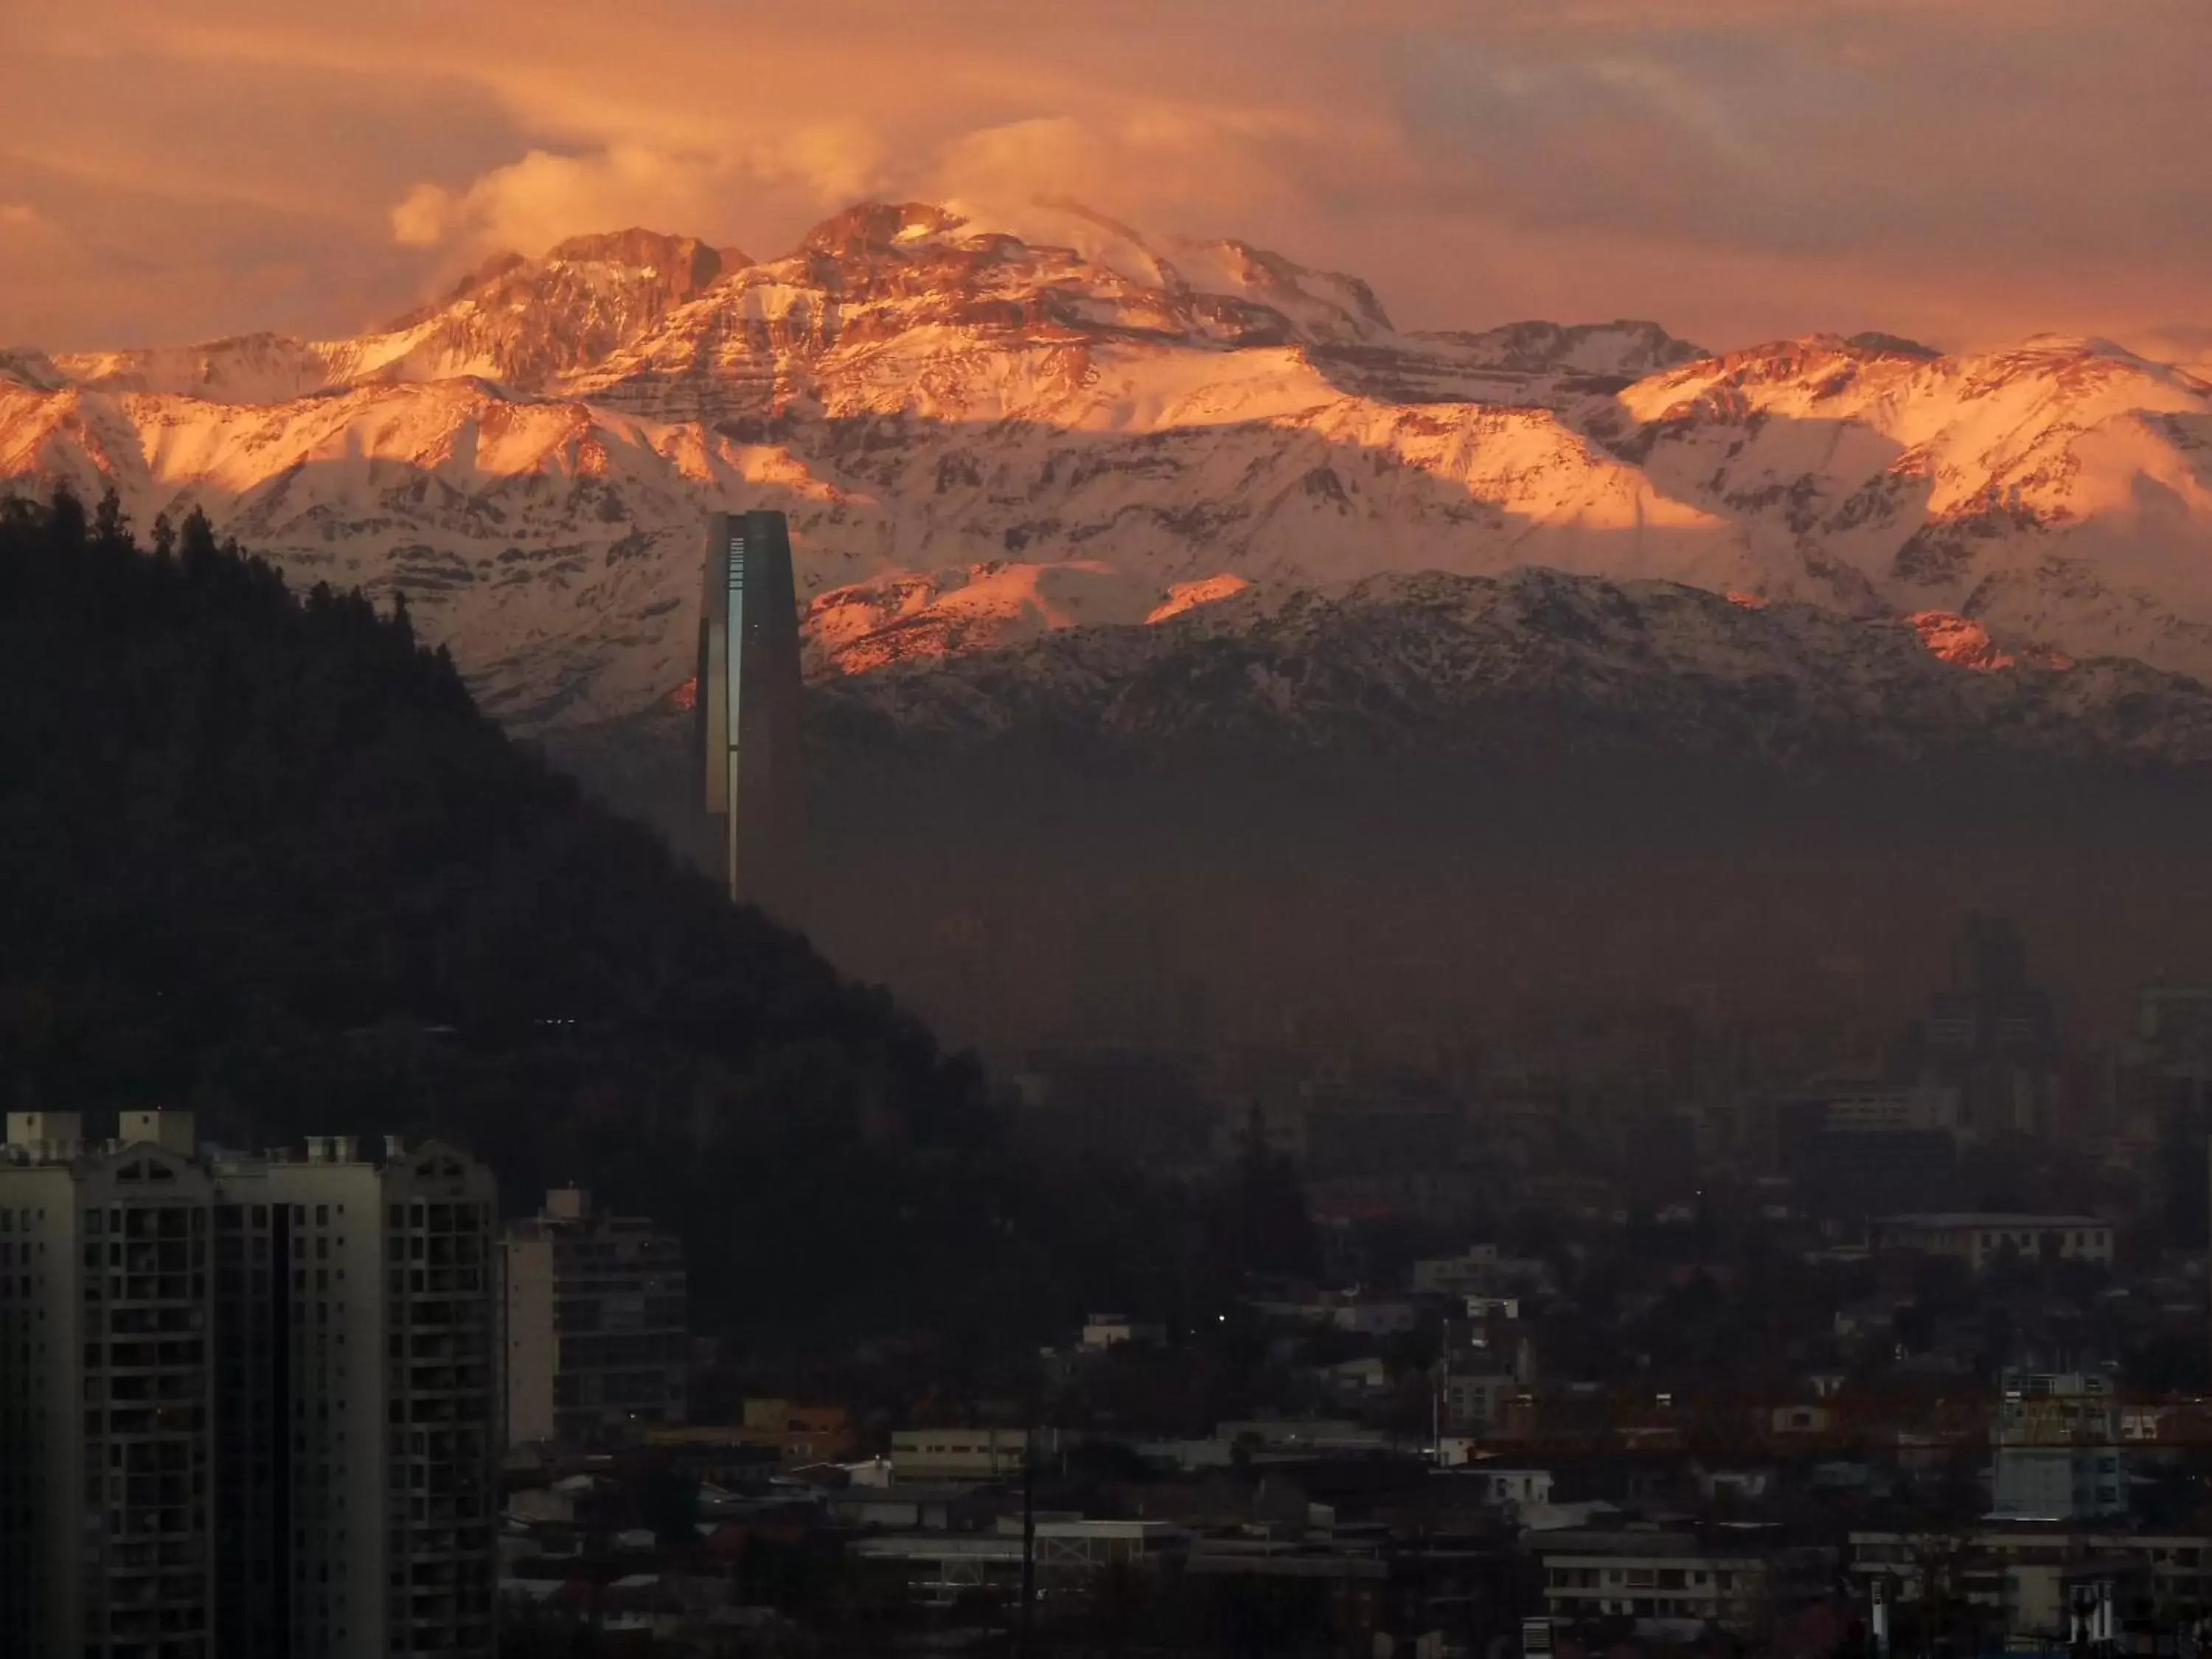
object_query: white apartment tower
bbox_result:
[0,1110,498,1659]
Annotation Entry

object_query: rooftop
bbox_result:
[824,1482,1002,1506]
[1876,1214,2106,1229]
[1526,1526,1788,1559]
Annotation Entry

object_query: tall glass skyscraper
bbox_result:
[696,510,804,908]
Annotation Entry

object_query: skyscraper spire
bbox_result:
[696,510,804,909]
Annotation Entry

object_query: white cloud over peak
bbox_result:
[1,0,2206,354]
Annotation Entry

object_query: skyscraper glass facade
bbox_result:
[695,510,803,908]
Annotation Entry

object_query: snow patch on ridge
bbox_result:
[1148,574,1251,624]
[805,560,1164,677]
[1910,611,2074,673]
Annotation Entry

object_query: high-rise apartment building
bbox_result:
[695,508,804,908]
[1902,914,2062,1140]
[0,1110,498,1659]
[503,1187,686,1450]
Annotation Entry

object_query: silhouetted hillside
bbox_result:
[0,490,1291,1347]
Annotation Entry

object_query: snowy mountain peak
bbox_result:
[41,226,758,405]
[799,201,967,257]
[548,227,750,281]
[1844,331,1941,360]
[1153,234,1394,343]
[6,197,2212,734]
[389,228,748,329]
[771,198,1395,349]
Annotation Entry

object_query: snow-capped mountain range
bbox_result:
[6,198,2212,750]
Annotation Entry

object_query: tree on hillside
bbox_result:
[0,487,1296,1352]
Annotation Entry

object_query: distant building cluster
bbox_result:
[0,1114,696,1659]
[13,911,2212,1659]
[693,911,2212,1659]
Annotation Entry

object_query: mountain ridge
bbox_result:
[807,565,2212,769]
[6,198,2212,733]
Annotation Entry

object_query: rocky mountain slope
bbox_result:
[5,200,2212,733]
[807,568,2212,769]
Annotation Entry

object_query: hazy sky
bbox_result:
[5,0,2208,357]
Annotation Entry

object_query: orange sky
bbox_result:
[4,0,2209,358]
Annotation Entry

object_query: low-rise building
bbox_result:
[1413,1245,1501,1298]
[825,1483,1003,1534]
[1531,1526,1835,1641]
[1080,1312,1166,1351]
[851,1517,1188,1607]
[1472,1467,1554,1508]
[1190,1528,1520,1659]
[1850,1528,2212,1641]
[890,1426,1034,1481]
[1329,1295,1421,1336]
[1215,1419,1403,1459]
[1770,1403,1836,1438]
[644,1402,858,1475]
[1871,1213,2113,1273]
[735,1398,858,1463]
[1253,1290,1423,1335]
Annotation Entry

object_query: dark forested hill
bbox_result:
[0,491,946,1080]
[0,491,1292,1347]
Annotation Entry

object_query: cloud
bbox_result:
[390,148,728,254]
[2,0,2208,353]
[380,92,1362,283]
[390,126,894,258]
[922,106,1353,233]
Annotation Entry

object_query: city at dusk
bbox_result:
[5,4,2212,1657]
